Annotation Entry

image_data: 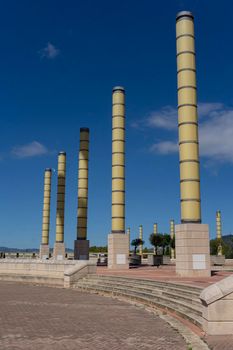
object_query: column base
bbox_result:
[175,223,211,277]
[74,239,89,260]
[53,242,66,260]
[39,244,49,259]
[108,233,129,270]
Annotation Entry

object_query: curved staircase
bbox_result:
[74,274,203,329]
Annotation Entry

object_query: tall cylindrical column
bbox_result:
[153,223,158,235]
[40,168,52,259]
[176,11,201,223]
[111,86,125,234]
[53,151,66,259]
[216,210,223,256]
[175,11,211,277]
[108,86,129,269]
[41,169,52,245]
[74,128,90,260]
[127,227,130,251]
[77,128,89,239]
[139,225,143,255]
[170,219,175,259]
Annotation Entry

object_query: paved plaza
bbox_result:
[0,281,187,350]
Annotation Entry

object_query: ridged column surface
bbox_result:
[77,128,89,240]
[111,86,125,234]
[176,11,201,223]
[170,220,175,239]
[127,227,130,249]
[41,169,52,245]
[170,219,175,259]
[216,210,222,240]
[55,152,66,243]
[139,225,143,255]
[153,223,158,235]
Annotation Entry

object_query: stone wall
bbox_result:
[0,259,96,287]
[200,274,233,335]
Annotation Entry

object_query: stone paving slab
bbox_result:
[0,281,187,350]
[204,335,233,350]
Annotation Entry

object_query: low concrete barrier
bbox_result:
[200,274,233,335]
[64,261,96,288]
[0,259,96,287]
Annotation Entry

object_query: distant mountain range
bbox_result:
[0,247,73,253]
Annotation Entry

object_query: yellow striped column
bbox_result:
[175,12,210,277]
[139,225,143,255]
[39,168,52,259]
[53,151,66,259]
[170,219,175,259]
[127,227,130,252]
[216,210,223,256]
[153,223,158,236]
[74,128,90,260]
[108,86,129,269]
[112,86,125,233]
[176,11,201,223]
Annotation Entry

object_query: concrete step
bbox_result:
[75,282,203,328]
[79,278,201,306]
[86,275,202,298]
[76,280,202,316]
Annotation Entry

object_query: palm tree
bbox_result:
[131,238,144,255]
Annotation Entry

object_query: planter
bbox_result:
[148,255,170,266]
[129,254,141,266]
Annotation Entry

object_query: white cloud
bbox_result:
[150,141,178,154]
[147,106,177,130]
[39,42,60,59]
[11,141,49,159]
[141,102,233,164]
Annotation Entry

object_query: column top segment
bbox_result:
[176,11,193,21]
[45,168,52,172]
[80,127,89,133]
[59,151,66,155]
[113,86,125,93]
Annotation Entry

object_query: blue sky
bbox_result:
[1,0,233,248]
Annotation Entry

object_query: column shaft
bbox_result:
[139,225,143,255]
[55,152,66,243]
[170,219,175,259]
[41,169,52,245]
[216,210,222,240]
[176,11,201,223]
[111,86,125,233]
[77,128,89,240]
[153,223,158,235]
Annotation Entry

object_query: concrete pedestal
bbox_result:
[74,239,89,260]
[175,224,211,277]
[108,233,129,270]
[53,242,66,260]
[39,244,49,260]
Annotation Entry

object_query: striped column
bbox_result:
[127,227,131,251]
[40,168,52,259]
[77,128,89,240]
[153,223,158,235]
[53,151,66,259]
[139,225,143,255]
[170,219,175,259]
[41,169,52,245]
[176,11,201,223]
[74,128,90,260]
[216,210,223,256]
[112,86,125,234]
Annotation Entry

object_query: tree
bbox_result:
[131,238,144,255]
[161,234,171,255]
[149,233,163,255]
